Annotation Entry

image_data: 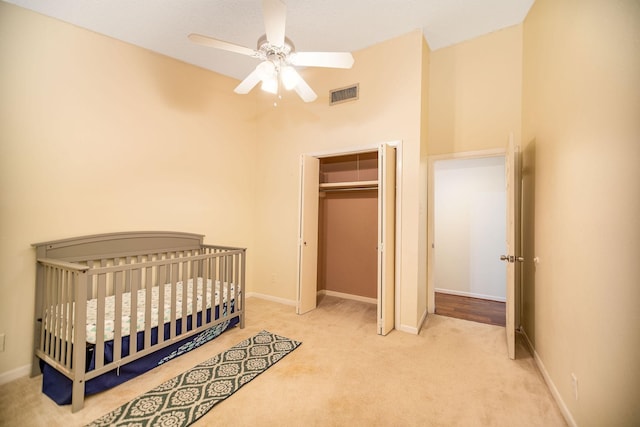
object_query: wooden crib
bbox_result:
[31,231,246,412]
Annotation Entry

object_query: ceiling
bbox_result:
[5,0,534,81]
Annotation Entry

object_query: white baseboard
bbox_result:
[520,328,577,427]
[245,292,296,306]
[0,364,31,386]
[435,288,506,302]
[318,290,376,305]
[397,308,428,335]
[396,324,420,334]
[417,308,428,332]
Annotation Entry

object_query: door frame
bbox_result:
[298,140,403,330]
[426,148,508,308]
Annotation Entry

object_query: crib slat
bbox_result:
[95,265,106,369]
[220,255,227,321]
[181,257,188,334]
[170,260,178,340]
[63,272,71,368]
[144,265,152,349]
[228,255,233,318]
[50,268,58,360]
[113,268,123,365]
[202,256,210,326]
[214,257,220,321]
[191,259,198,328]
[59,271,71,367]
[157,256,166,344]
[54,268,63,362]
[129,258,139,357]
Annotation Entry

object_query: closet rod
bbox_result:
[319,186,378,193]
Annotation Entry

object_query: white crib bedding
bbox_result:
[84,278,235,344]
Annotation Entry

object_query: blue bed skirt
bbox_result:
[41,305,239,405]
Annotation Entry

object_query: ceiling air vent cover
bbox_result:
[330,84,359,105]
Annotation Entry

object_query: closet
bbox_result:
[297,143,396,335]
[318,152,378,301]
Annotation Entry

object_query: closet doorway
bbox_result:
[297,143,398,335]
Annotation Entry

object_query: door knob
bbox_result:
[500,255,509,262]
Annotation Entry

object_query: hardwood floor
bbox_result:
[435,292,506,327]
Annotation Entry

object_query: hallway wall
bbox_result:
[434,156,506,301]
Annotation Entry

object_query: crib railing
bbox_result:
[34,245,245,412]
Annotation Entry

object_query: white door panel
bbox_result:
[378,144,396,335]
[297,155,319,314]
[504,136,520,359]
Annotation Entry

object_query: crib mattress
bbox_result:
[84,278,235,344]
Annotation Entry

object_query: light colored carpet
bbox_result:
[0,295,566,426]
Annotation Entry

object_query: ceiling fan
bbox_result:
[188,0,354,103]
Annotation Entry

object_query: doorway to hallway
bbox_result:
[430,154,507,326]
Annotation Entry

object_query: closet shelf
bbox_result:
[319,180,378,191]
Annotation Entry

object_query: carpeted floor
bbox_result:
[0,295,567,426]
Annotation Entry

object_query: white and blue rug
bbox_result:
[86,330,301,427]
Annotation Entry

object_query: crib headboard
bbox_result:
[32,231,205,261]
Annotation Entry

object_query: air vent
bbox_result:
[330,84,359,105]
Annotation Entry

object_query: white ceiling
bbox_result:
[5,0,534,81]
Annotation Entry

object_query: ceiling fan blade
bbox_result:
[234,66,263,94]
[294,77,318,103]
[188,33,258,57]
[263,0,286,47]
[289,51,355,69]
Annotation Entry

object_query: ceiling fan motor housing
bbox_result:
[257,34,295,65]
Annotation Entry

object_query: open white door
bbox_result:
[297,155,319,314]
[378,143,396,335]
[503,136,521,359]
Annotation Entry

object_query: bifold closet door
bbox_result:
[297,155,319,314]
[377,143,396,335]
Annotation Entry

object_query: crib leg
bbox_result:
[240,313,245,329]
[71,379,85,413]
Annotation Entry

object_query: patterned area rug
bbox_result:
[86,330,301,427]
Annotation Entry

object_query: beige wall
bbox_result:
[0,3,258,376]
[428,25,523,155]
[522,0,640,425]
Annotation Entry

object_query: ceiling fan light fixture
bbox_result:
[281,65,301,91]
[257,60,276,79]
[261,75,279,94]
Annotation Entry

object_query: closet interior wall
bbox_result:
[317,152,378,300]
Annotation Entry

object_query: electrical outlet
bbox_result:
[571,373,578,400]
[0,333,5,352]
